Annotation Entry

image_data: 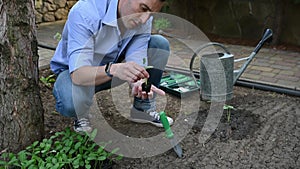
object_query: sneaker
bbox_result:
[129,107,174,127]
[73,118,92,133]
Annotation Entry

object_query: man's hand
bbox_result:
[131,80,165,99]
[111,62,149,83]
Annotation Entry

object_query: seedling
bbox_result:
[142,58,153,93]
[142,80,152,93]
[40,74,56,88]
[223,104,236,123]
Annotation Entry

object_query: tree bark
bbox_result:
[0,0,44,153]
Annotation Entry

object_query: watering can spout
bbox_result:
[254,29,273,54]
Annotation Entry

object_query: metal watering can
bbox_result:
[190,29,273,101]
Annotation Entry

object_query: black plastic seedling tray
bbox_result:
[159,72,200,97]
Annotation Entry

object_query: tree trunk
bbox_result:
[0,0,44,153]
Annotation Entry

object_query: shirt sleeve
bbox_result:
[124,18,152,66]
[66,7,96,74]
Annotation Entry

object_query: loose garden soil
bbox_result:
[40,68,299,169]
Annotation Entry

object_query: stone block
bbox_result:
[55,8,68,20]
[67,1,77,8]
[261,72,276,77]
[241,73,261,80]
[43,13,55,22]
[251,65,273,72]
[54,0,67,8]
[275,75,299,82]
[43,2,57,12]
[260,76,277,83]
[279,70,294,76]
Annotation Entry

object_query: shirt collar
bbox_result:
[102,0,118,27]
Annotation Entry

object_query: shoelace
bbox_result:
[75,118,90,127]
[148,111,160,121]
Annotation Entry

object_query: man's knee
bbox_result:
[149,35,170,52]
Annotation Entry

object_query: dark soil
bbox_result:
[40,68,300,169]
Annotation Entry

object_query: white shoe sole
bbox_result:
[129,118,164,127]
[129,118,174,128]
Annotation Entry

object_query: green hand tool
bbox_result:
[159,111,183,158]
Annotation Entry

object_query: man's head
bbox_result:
[118,0,166,29]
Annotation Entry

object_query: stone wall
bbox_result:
[168,0,300,46]
[35,0,77,23]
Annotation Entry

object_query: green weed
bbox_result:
[0,128,122,169]
[40,74,56,88]
[153,17,171,31]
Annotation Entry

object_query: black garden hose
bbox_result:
[38,43,56,50]
[235,79,300,97]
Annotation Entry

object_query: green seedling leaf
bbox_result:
[40,74,56,88]
[53,163,60,169]
[53,32,62,41]
[40,142,45,148]
[46,162,53,168]
[63,146,71,153]
[85,164,91,169]
[0,161,7,166]
[110,148,120,155]
[75,142,81,150]
[88,128,98,140]
[153,17,171,31]
[116,154,124,160]
[52,158,57,164]
[0,152,8,159]
[98,155,107,161]
[8,157,21,167]
[30,141,39,149]
[24,159,35,167]
[18,150,27,162]
[28,164,37,169]
[223,105,235,110]
[223,104,236,123]
[144,65,153,69]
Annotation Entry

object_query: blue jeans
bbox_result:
[52,35,170,118]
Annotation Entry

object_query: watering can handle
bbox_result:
[232,29,273,83]
[189,42,231,88]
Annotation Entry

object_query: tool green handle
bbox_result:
[159,111,174,139]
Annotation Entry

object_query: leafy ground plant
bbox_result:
[0,128,122,169]
[153,17,171,32]
[53,32,62,41]
[40,74,56,89]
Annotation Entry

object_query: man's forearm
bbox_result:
[70,66,111,86]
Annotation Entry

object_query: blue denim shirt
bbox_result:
[50,0,152,75]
